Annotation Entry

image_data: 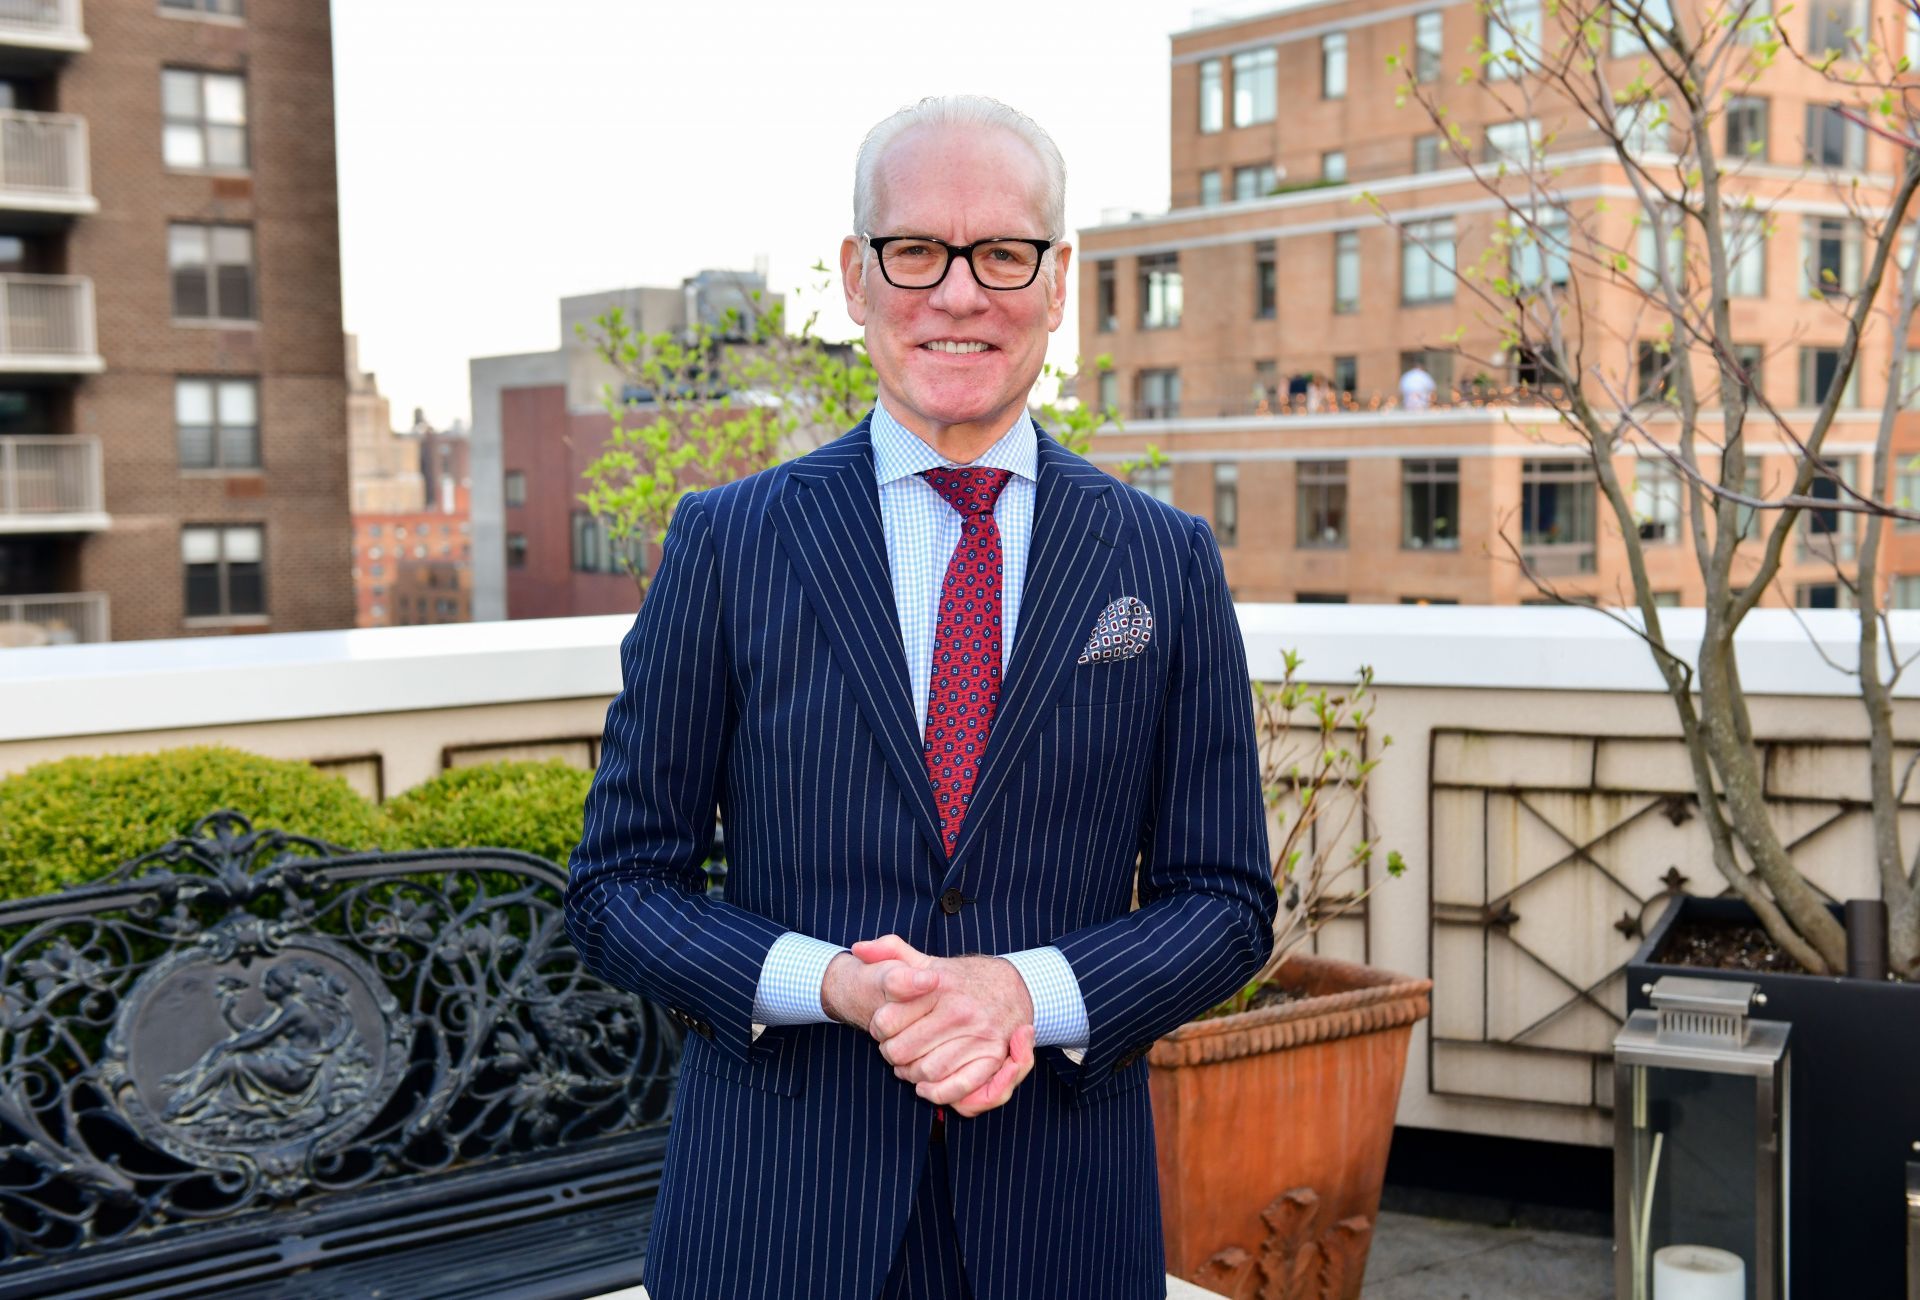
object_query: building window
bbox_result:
[1322,32,1348,99]
[1334,230,1361,313]
[1199,169,1222,207]
[175,377,258,469]
[1798,346,1858,406]
[1214,462,1239,546]
[1414,133,1443,173]
[1488,0,1541,78]
[1796,582,1853,609]
[162,69,248,170]
[1635,458,1685,542]
[1402,348,1454,398]
[1199,58,1224,134]
[1725,96,1768,160]
[1130,463,1174,505]
[1513,342,1560,389]
[506,533,527,569]
[1892,575,1920,607]
[1254,240,1277,319]
[161,0,244,15]
[1636,207,1685,292]
[1808,0,1862,55]
[1298,460,1349,548]
[1233,164,1277,201]
[1616,99,1670,154]
[1254,359,1279,409]
[1097,369,1119,414]
[1522,459,1597,570]
[182,524,264,618]
[1137,369,1181,419]
[1636,341,1671,403]
[1611,0,1673,55]
[1232,48,1277,126]
[572,511,642,575]
[1333,355,1358,394]
[169,223,255,321]
[1725,210,1766,296]
[1096,261,1116,333]
[1805,104,1866,169]
[1403,458,1460,549]
[1801,457,1857,560]
[1512,206,1569,290]
[1139,254,1182,329]
[504,470,526,507]
[1486,118,1540,167]
[1401,218,1456,304]
[1896,468,1920,529]
[1725,343,1764,403]
[1323,150,1347,182]
[1801,216,1862,296]
[1416,10,1444,81]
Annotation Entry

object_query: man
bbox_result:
[563,95,1275,1300]
[1399,361,1436,411]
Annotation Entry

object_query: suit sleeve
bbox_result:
[562,489,795,1065]
[1047,513,1278,1091]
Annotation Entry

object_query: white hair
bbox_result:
[852,94,1067,243]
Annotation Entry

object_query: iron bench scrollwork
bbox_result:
[0,810,680,1299]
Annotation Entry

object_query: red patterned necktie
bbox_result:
[918,466,1013,858]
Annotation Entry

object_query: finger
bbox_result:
[875,998,974,1065]
[892,1035,997,1085]
[878,963,941,1003]
[953,1025,1035,1117]
[851,935,931,967]
[868,988,941,1040]
[913,1052,1002,1106]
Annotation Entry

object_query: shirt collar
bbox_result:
[870,397,1037,488]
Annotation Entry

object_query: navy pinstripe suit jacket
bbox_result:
[562,415,1276,1300]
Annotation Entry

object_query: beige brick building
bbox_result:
[0,0,351,646]
[1079,0,1920,607]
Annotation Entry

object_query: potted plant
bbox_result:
[1154,654,1427,1300]
[1384,2,1920,1291]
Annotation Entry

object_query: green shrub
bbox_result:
[0,745,387,898]
[378,759,592,867]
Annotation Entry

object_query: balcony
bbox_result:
[0,274,100,374]
[0,0,85,60]
[0,110,92,217]
[0,588,104,645]
[0,434,104,532]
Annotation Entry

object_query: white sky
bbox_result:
[330,0,1227,429]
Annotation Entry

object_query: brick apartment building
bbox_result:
[0,0,351,646]
[468,270,782,623]
[1079,0,1920,607]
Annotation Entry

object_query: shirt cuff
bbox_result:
[1000,946,1089,1053]
[751,932,848,1030]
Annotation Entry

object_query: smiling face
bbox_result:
[840,124,1071,458]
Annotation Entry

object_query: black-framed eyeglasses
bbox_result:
[864,233,1055,291]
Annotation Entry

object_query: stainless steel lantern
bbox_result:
[1615,976,1790,1300]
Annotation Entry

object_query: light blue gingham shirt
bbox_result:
[748,399,1090,1057]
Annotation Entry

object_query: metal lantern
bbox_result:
[1614,976,1790,1300]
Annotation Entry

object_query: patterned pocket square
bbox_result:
[1078,595,1154,665]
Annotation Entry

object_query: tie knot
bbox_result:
[920,466,1013,518]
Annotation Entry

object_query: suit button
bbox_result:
[694,1019,714,1039]
[939,888,965,915]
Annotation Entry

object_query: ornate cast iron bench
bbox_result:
[0,811,679,1299]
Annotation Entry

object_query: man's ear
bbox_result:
[841,236,869,326]
[1046,242,1073,332]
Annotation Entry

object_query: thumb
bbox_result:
[851,934,931,967]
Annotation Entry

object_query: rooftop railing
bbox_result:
[0,590,105,646]
[0,434,103,527]
[0,274,99,371]
[0,109,90,207]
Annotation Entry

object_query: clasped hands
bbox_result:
[820,935,1037,1118]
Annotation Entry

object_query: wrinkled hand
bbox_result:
[849,934,1036,1118]
[820,951,940,1034]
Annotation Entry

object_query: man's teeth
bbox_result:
[923,341,991,354]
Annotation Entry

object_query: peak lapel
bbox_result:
[943,431,1130,880]
[768,420,950,868]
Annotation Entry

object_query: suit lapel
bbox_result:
[943,429,1129,881]
[769,419,951,868]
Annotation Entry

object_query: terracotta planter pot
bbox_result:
[1150,953,1432,1300]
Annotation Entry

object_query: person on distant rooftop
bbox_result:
[1400,361,1437,410]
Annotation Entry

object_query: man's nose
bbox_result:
[928,251,991,313]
